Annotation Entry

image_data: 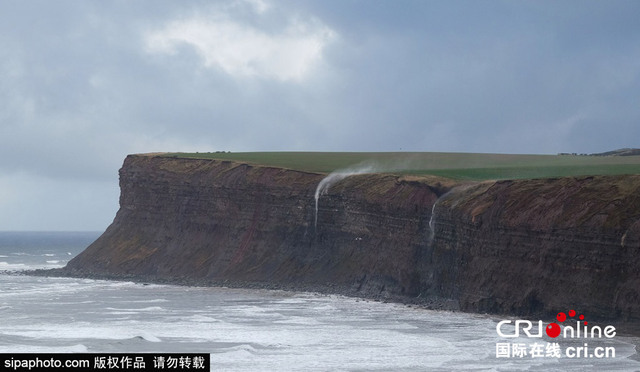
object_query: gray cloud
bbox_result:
[0,0,639,229]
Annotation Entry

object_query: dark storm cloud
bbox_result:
[304,0,640,153]
[0,0,639,229]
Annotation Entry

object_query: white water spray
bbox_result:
[427,188,458,245]
[314,165,377,230]
[427,185,474,245]
[427,198,439,245]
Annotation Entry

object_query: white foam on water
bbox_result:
[1,324,163,343]
[0,344,88,354]
[0,261,66,271]
[272,316,323,326]
[0,262,25,270]
[272,298,310,305]
[105,306,165,312]
[127,298,169,304]
[1,273,640,371]
[186,314,221,323]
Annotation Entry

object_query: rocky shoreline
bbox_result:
[23,267,640,343]
[27,267,461,311]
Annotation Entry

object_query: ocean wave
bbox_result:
[0,264,65,272]
[131,335,162,343]
[105,306,165,312]
[0,344,88,353]
[212,344,262,356]
[0,262,26,271]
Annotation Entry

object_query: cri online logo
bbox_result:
[546,309,581,338]
[496,309,616,339]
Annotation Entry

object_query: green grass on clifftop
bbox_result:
[163,152,640,181]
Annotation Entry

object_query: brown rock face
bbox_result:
[65,155,448,299]
[65,154,640,321]
[431,177,640,320]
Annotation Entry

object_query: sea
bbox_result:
[1,231,640,371]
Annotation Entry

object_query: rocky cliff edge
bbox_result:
[64,154,640,321]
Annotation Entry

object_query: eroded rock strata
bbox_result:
[65,154,640,321]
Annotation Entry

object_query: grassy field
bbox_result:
[163,152,640,181]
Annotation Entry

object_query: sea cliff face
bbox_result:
[431,177,640,320]
[66,155,451,300]
[65,154,640,321]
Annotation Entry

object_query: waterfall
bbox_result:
[428,198,439,245]
[314,165,376,230]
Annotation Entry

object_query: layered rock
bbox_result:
[65,154,640,321]
[65,155,451,300]
[430,176,640,320]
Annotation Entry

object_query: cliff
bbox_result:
[65,154,640,321]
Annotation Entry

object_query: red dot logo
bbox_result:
[557,312,566,322]
[546,323,561,338]
[568,309,576,317]
[579,314,584,320]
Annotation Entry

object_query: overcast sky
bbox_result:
[1,0,639,231]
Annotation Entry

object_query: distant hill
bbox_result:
[590,148,640,156]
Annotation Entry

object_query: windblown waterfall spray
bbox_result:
[314,165,376,230]
[428,201,438,245]
[428,187,468,245]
